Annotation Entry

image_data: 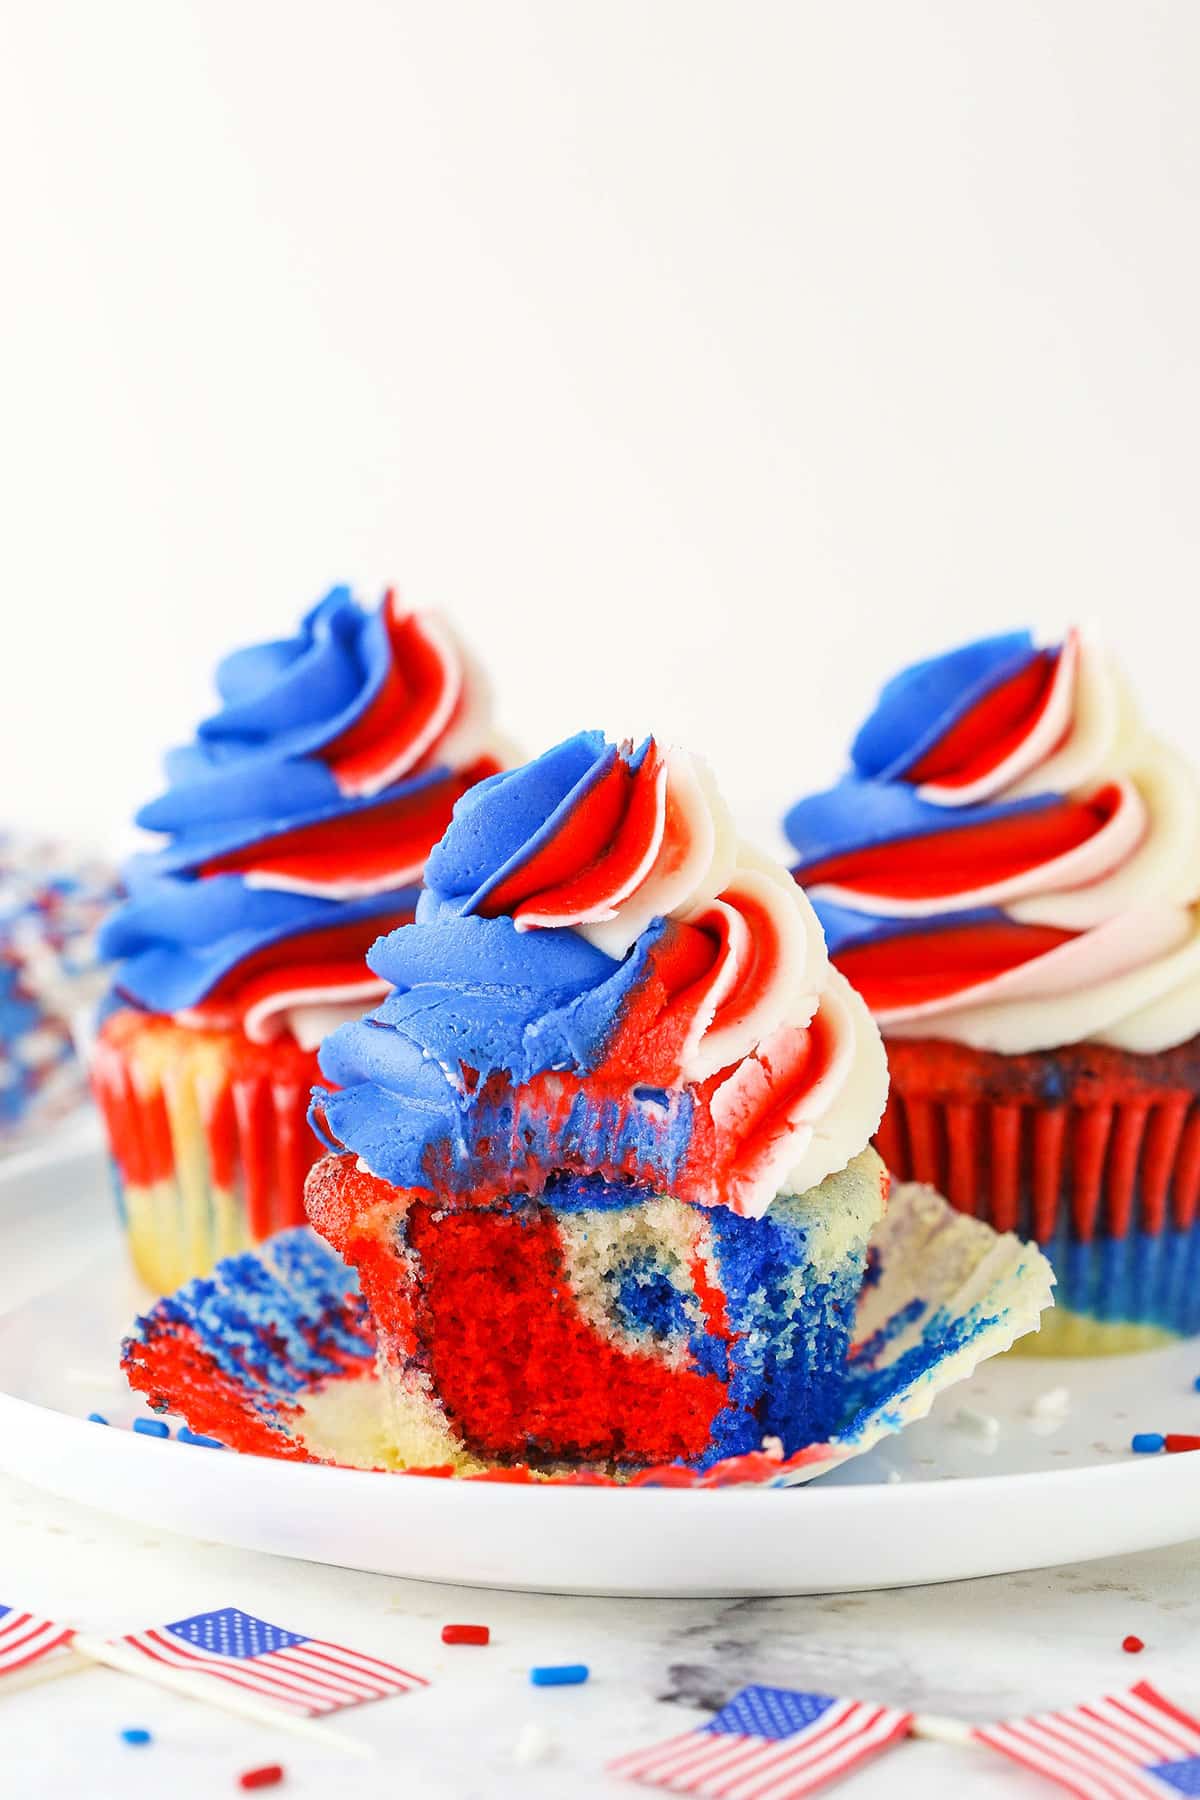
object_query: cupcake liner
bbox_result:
[92,1011,325,1291]
[879,1036,1200,1351]
[120,1183,1054,1488]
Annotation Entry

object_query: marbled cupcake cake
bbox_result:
[305,730,890,1474]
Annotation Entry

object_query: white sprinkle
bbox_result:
[760,1435,784,1462]
[952,1406,1000,1441]
[1030,1386,1071,1419]
[17,1026,66,1068]
[513,1722,555,1766]
[886,1469,903,1485]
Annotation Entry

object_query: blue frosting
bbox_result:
[784,777,1058,874]
[101,587,444,1015]
[315,731,697,1193]
[812,898,1011,958]
[849,630,1037,780]
[783,629,1061,961]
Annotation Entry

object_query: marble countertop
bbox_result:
[4,1463,1198,1799]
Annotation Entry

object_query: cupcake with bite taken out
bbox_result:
[93,587,505,1290]
[305,730,891,1476]
[785,628,1200,1352]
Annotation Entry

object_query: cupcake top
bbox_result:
[101,588,504,1048]
[314,730,887,1219]
[785,628,1200,1054]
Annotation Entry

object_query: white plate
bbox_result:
[1,1142,1199,1597]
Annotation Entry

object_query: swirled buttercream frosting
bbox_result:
[101,587,504,1047]
[785,629,1200,1054]
[313,730,888,1220]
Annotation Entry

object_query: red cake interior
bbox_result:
[305,1155,729,1466]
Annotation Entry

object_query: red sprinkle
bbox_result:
[441,1623,490,1646]
[1122,1635,1145,1654]
[238,1768,284,1791]
[1164,1435,1200,1454]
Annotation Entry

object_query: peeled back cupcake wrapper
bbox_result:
[120,1184,1054,1488]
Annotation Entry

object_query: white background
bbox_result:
[3,2,1199,861]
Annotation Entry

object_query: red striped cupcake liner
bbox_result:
[877,1036,1200,1351]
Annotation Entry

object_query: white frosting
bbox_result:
[878,635,1200,1054]
[518,745,890,1210]
[181,981,389,1050]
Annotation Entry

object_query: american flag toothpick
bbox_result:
[973,1681,1200,1798]
[608,1685,914,1796]
[116,1606,427,1716]
[62,1606,427,1760]
[0,1604,81,1694]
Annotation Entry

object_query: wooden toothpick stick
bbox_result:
[910,1712,977,1746]
[0,1649,91,1698]
[69,1634,375,1759]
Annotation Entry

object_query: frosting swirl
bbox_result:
[314,730,887,1219]
[785,629,1200,1054]
[101,587,504,1047]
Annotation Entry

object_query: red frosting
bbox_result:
[908,647,1064,789]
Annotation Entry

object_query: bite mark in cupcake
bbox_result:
[304,730,891,1473]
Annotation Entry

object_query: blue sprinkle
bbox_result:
[1131,1432,1165,1454]
[1194,1377,1200,1393]
[178,1428,224,1449]
[133,1418,171,1439]
[120,1728,152,1746]
[530,1664,589,1687]
[86,1412,108,1425]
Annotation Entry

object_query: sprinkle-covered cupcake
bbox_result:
[93,588,504,1290]
[305,730,890,1475]
[0,833,120,1143]
[785,628,1200,1352]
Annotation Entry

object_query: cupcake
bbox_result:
[93,587,505,1291]
[0,833,120,1143]
[305,730,891,1475]
[785,628,1200,1352]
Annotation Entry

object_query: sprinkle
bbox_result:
[120,1728,152,1746]
[1165,1434,1200,1453]
[1122,1635,1145,1654]
[760,1435,784,1462]
[86,1412,108,1425]
[133,1418,171,1439]
[178,1428,224,1449]
[530,1664,588,1686]
[952,1406,1000,1440]
[1131,1433,1165,1454]
[1194,1376,1200,1394]
[442,1623,489,1645]
[238,1768,284,1791]
[513,1722,555,1765]
[1030,1386,1071,1419]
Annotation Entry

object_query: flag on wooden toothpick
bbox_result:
[974,1681,1200,1797]
[117,1607,426,1717]
[0,1604,76,1678]
[609,1685,914,1797]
